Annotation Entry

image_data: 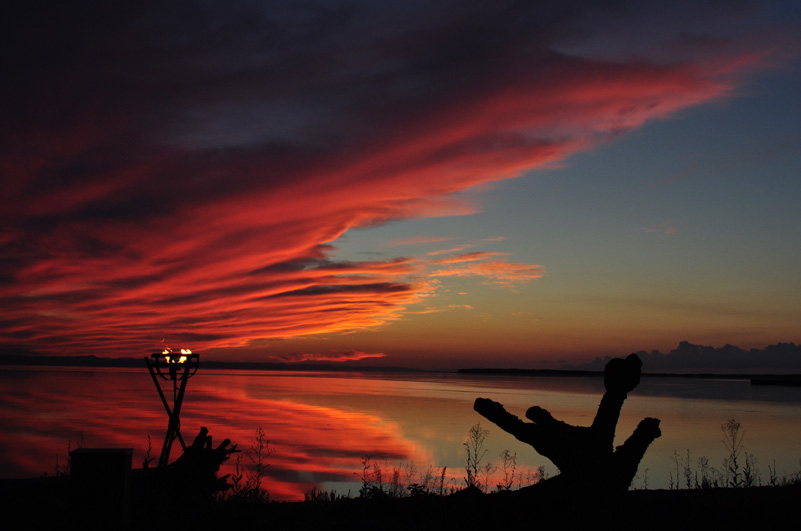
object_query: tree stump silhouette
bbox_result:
[167,427,239,498]
[474,354,661,493]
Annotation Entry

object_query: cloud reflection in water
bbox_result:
[0,368,434,500]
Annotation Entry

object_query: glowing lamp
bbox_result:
[145,348,199,468]
[150,348,199,381]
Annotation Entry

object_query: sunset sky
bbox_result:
[3,1,800,370]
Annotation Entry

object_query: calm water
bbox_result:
[2,366,801,500]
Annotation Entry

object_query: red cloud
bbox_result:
[429,252,509,265]
[426,245,476,256]
[642,221,680,235]
[429,259,546,288]
[272,350,387,363]
[0,2,778,356]
[426,251,544,287]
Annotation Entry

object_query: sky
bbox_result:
[2,1,800,370]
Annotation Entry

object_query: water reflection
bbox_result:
[2,367,801,500]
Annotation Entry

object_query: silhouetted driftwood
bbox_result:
[164,426,239,498]
[474,353,661,493]
[136,426,239,521]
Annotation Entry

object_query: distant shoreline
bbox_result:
[458,367,801,386]
[2,354,801,385]
[0,354,424,374]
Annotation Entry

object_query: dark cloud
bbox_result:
[571,341,801,374]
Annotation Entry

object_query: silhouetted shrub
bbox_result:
[463,422,489,490]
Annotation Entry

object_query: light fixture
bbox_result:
[145,348,199,468]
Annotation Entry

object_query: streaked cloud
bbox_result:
[406,304,475,315]
[0,1,780,356]
[271,350,387,363]
[642,221,680,234]
[426,245,476,256]
[430,252,508,265]
[429,252,545,287]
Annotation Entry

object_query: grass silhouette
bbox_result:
[8,418,801,530]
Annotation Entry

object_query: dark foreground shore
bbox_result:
[3,475,799,531]
[219,487,801,531]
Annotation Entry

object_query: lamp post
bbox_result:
[145,348,199,469]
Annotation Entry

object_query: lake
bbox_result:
[2,366,801,500]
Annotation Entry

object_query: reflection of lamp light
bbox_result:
[145,348,199,468]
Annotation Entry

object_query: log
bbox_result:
[167,426,239,497]
[474,354,660,493]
